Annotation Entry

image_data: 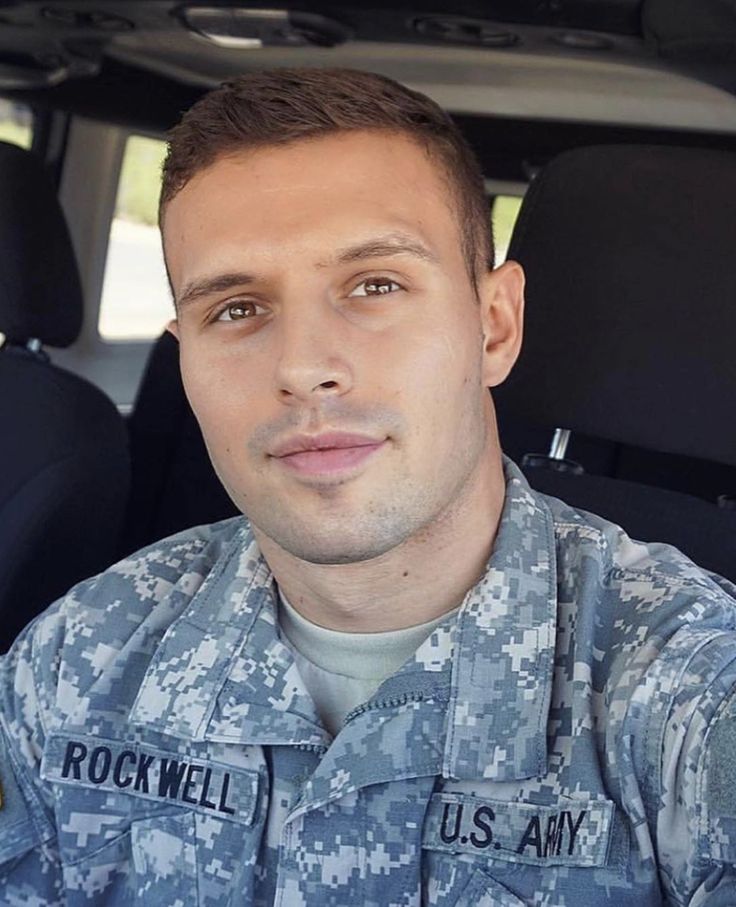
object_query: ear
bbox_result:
[478,260,525,388]
[166,318,180,341]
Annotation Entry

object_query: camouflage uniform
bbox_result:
[1,458,735,905]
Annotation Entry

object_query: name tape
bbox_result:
[423,793,615,868]
[41,734,259,826]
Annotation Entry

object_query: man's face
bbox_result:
[164,130,514,564]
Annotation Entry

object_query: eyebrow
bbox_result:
[175,232,438,310]
[325,232,439,268]
[176,272,258,311]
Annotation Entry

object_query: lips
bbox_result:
[270,432,383,457]
[270,432,386,477]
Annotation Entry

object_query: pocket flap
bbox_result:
[456,867,527,907]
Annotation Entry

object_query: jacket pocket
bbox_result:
[455,866,527,907]
[130,811,198,905]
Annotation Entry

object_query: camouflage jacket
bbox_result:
[1,459,736,906]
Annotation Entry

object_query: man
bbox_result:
[0,68,735,906]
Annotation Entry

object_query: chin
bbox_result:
[247,485,439,565]
[277,535,399,566]
[252,514,413,565]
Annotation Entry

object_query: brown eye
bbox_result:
[216,301,265,321]
[349,277,402,297]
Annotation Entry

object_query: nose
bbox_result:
[274,302,353,404]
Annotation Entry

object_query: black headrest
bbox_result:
[0,141,82,347]
[495,144,736,468]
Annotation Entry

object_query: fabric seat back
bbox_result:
[0,141,130,651]
[494,144,736,580]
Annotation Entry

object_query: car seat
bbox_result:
[494,144,736,581]
[0,141,131,651]
[121,329,238,556]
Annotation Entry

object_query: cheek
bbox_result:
[389,323,480,413]
[179,346,266,442]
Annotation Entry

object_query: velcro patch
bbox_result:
[423,794,615,868]
[41,733,259,826]
[707,714,736,817]
[704,710,736,864]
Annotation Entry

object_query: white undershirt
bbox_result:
[277,592,457,736]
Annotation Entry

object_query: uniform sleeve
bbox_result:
[0,610,64,904]
[656,628,736,905]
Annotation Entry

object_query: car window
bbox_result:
[98,134,171,341]
[0,99,32,149]
[491,195,523,264]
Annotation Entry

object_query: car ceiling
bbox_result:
[2,0,736,172]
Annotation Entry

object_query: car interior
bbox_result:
[0,0,735,653]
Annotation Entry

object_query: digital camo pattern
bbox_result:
[1,458,736,905]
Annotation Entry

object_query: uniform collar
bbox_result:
[440,456,557,781]
[129,526,330,748]
[337,456,557,784]
[129,458,557,784]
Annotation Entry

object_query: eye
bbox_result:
[214,300,267,322]
[348,276,402,297]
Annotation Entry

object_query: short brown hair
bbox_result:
[160,68,493,282]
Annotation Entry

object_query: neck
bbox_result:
[253,442,506,633]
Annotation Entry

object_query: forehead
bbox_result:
[162,130,461,287]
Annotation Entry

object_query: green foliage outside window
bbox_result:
[115,135,167,226]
